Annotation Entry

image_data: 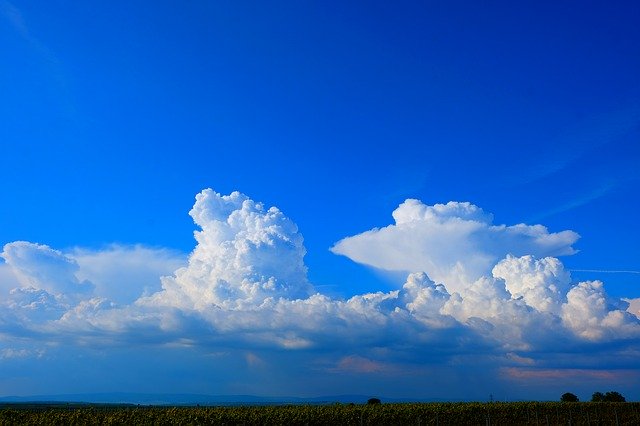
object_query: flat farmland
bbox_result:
[1,401,639,425]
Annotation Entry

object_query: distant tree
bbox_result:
[367,398,381,405]
[604,391,626,402]
[561,392,579,402]
[592,392,605,402]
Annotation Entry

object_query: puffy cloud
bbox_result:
[1,241,93,297]
[401,272,452,327]
[3,287,68,322]
[0,189,638,397]
[492,255,571,315]
[331,200,579,293]
[561,281,640,341]
[143,189,313,311]
[0,242,186,342]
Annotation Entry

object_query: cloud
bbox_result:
[572,269,640,275]
[561,281,639,341]
[0,241,186,342]
[3,287,69,322]
[501,367,627,381]
[1,241,93,297]
[145,189,313,310]
[0,348,44,360]
[131,191,638,356]
[0,0,29,38]
[625,298,640,318]
[1,242,184,305]
[71,245,186,304]
[332,355,395,374]
[0,189,638,397]
[0,261,21,294]
[331,199,579,293]
[492,255,570,315]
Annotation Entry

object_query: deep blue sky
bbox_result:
[0,0,639,400]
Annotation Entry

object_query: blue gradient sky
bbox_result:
[0,1,639,401]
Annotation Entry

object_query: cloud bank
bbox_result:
[1,189,638,397]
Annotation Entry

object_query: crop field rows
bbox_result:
[1,402,639,425]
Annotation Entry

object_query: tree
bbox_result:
[592,392,605,402]
[604,391,626,402]
[561,392,579,402]
[367,398,381,405]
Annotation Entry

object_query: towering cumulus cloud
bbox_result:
[145,189,313,310]
[0,189,639,395]
[331,200,579,293]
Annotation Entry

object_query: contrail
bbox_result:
[570,269,640,275]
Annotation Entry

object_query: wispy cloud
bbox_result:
[570,269,640,275]
[1,1,56,63]
[0,0,75,117]
[509,106,640,187]
[527,180,616,221]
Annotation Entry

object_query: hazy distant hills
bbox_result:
[0,393,428,405]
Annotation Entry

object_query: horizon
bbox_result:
[1,0,639,401]
[0,390,624,405]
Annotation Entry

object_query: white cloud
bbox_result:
[0,347,43,360]
[492,255,571,315]
[0,189,638,388]
[4,287,69,322]
[142,189,313,311]
[561,281,640,341]
[331,200,579,293]
[401,272,452,327]
[625,298,640,318]
[0,261,21,295]
[1,241,93,297]
[71,245,186,304]
[0,241,185,310]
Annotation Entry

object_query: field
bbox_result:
[1,401,639,425]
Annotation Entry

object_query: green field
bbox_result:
[1,402,638,425]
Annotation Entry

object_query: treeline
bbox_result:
[561,391,627,402]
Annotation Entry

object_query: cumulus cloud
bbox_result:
[0,189,638,390]
[134,190,637,354]
[0,241,186,340]
[561,281,639,341]
[4,287,69,322]
[492,255,571,315]
[1,241,93,297]
[331,200,580,293]
[143,189,313,310]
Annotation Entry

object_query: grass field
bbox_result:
[1,401,639,425]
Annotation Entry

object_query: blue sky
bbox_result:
[1,0,639,401]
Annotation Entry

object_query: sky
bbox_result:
[0,0,639,402]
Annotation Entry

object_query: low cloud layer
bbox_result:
[1,189,638,397]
